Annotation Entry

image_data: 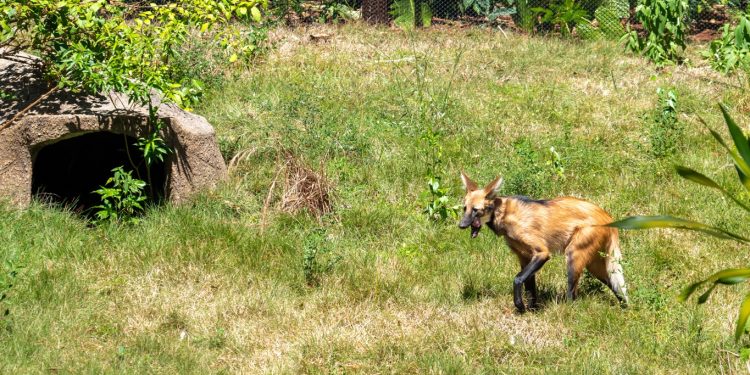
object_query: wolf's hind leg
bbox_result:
[586,255,627,305]
[564,228,603,301]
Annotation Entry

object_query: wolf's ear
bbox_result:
[461,171,478,192]
[484,176,504,199]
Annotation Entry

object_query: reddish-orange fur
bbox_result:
[459,172,628,312]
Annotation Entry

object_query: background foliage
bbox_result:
[0,0,267,110]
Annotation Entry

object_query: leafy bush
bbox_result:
[705,14,750,77]
[319,1,359,23]
[625,0,689,66]
[532,0,589,37]
[577,1,628,40]
[0,0,266,114]
[459,0,518,20]
[530,0,627,39]
[610,104,750,342]
[648,88,682,158]
[547,146,565,178]
[93,167,148,225]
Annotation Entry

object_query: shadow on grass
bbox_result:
[461,272,622,311]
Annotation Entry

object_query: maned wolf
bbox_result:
[458,172,628,312]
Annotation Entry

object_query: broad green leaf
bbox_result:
[607,215,750,243]
[705,268,750,284]
[697,283,716,304]
[250,6,261,22]
[676,166,720,189]
[720,104,750,170]
[675,166,750,212]
[699,116,750,188]
[678,280,706,301]
[735,165,750,191]
[736,292,750,340]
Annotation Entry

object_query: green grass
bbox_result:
[3,23,750,373]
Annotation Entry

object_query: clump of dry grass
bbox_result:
[280,152,333,218]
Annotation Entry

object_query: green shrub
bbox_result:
[319,1,359,23]
[625,0,689,66]
[422,177,460,222]
[0,0,266,114]
[705,14,750,77]
[531,0,589,37]
[648,88,682,158]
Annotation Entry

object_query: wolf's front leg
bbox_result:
[525,275,538,309]
[513,253,550,313]
[518,257,539,310]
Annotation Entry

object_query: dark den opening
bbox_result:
[32,132,167,213]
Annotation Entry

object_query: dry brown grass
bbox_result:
[280,151,334,219]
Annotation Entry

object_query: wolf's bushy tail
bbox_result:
[607,232,629,305]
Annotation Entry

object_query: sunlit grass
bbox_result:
[1,23,749,373]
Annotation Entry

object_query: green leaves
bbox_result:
[608,215,750,243]
[612,105,750,343]
[737,293,750,340]
[1,0,267,112]
[422,176,460,222]
[679,268,750,341]
[251,6,261,22]
[675,166,750,212]
[531,0,588,38]
[93,166,147,225]
[705,14,750,75]
[627,0,688,65]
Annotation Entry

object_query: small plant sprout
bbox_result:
[93,167,148,225]
[548,146,565,178]
[423,176,460,222]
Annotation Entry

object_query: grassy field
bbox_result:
[3,23,750,373]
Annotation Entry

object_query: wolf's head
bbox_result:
[458,172,503,238]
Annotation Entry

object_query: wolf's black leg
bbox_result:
[524,275,538,309]
[514,254,549,313]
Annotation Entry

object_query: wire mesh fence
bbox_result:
[278,0,748,42]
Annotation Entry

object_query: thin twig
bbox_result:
[719,349,740,358]
[497,24,508,39]
[123,132,143,181]
[1,86,58,130]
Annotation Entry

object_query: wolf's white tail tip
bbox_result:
[607,244,629,305]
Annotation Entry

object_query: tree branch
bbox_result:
[0,86,58,130]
